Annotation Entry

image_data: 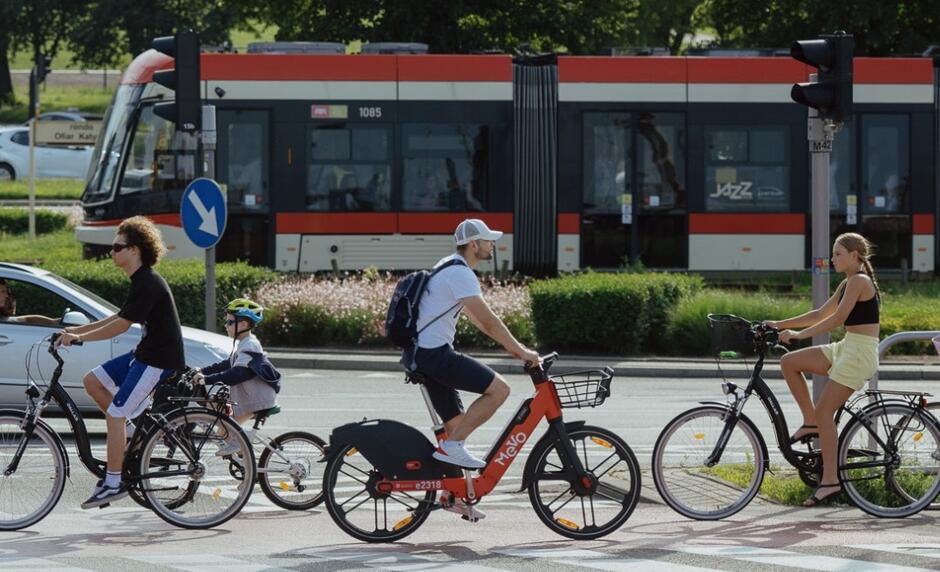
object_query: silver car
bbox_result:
[0,262,232,413]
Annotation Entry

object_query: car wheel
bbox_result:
[0,163,14,181]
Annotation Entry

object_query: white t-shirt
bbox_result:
[416,254,481,349]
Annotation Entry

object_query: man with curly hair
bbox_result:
[56,216,185,508]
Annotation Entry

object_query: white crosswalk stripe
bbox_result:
[128,555,289,572]
[0,559,93,571]
[854,544,940,559]
[296,548,505,571]
[495,548,713,571]
[672,545,932,572]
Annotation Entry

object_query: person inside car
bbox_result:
[0,279,59,326]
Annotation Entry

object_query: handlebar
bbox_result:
[524,352,559,377]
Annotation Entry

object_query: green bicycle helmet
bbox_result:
[225,298,264,325]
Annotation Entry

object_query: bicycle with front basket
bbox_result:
[0,333,256,530]
[652,314,940,519]
[322,353,641,542]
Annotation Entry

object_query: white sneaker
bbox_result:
[440,494,486,521]
[432,440,486,469]
[216,441,242,457]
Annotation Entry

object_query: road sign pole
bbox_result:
[807,80,840,401]
[202,105,218,332]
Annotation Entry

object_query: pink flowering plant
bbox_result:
[253,271,534,348]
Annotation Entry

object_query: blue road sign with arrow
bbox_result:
[181,178,227,249]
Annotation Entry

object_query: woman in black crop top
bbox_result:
[765,233,880,508]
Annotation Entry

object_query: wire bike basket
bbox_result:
[549,368,614,409]
[708,314,756,357]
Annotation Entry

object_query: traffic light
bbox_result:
[151,30,201,132]
[790,33,853,122]
[35,54,52,84]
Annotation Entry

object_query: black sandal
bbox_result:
[803,483,842,507]
[790,424,818,444]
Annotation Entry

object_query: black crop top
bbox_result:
[838,281,880,326]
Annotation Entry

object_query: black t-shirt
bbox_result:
[118,266,185,370]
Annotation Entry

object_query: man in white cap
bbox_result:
[413,219,539,510]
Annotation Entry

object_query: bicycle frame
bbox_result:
[376,360,591,501]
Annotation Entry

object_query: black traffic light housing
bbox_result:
[35,54,52,84]
[790,33,853,122]
[151,30,201,132]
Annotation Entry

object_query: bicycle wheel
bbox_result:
[323,443,433,543]
[652,405,766,520]
[0,412,66,530]
[839,403,940,518]
[258,431,327,510]
[924,402,940,511]
[527,425,640,540]
[138,408,256,529]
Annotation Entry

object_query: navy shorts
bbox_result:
[91,352,174,418]
[414,345,496,423]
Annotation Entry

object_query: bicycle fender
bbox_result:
[0,409,69,478]
[518,420,586,492]
[327,419,462,480]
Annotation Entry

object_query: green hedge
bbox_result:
[45,259,277,328]
[530,272,703,354]
[0,208,69,235]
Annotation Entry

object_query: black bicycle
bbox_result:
[652,314,940,519]
[0,333,256,530]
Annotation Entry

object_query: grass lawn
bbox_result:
[0,228,82,265]
[0,179,85,200]
[0,86,113,124]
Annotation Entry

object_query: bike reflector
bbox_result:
[694,433,705,440]
[279,481,291,491]
[393,516,415,531]
[555,517,580,530]
[590,437,613,449]
[914,432,924,442]
[346,447,358,456]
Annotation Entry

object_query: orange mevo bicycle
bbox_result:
[322,353,641,542]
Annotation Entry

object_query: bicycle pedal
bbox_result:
[461,515,481,523]
[98,503,110,509]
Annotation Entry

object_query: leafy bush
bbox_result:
[0,208,69,235]
[254,273,533,348]
[45,259,276,328]
[530,272,703,354]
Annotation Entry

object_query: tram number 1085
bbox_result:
[358,107,383,119]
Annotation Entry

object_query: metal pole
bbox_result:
[202,105,218,332]
[807,85,839,401]
[27,66,38,241]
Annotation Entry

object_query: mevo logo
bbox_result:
[493,432,527,466]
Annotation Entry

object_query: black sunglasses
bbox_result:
[111,243,134,253]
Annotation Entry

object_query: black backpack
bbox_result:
[385,259,465,349]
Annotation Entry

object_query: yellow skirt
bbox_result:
[819,332,879,391]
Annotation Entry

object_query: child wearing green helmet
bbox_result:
[195,298,282,456]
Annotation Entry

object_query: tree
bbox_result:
[255,0,642,55]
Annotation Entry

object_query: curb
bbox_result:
[268,353,940,381]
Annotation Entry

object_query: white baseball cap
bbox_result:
[454,218,503,245]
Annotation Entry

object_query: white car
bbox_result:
[0,263,232,413]
[0,126,94,181]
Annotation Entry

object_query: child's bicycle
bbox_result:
[652,314,940,519]
[197,382,327,510]
[322,353,641,542]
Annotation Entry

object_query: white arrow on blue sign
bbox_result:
[181,178,227,249]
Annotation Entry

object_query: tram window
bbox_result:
[705,126,790,212]
[584,116,629,215]
[862,115,909,214]
[119,105,197,195]
[829,124,853,214]
[307,125,391,212]
[402,124,487,212]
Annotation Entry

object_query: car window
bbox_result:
[10,131,28,146]
[0,278,91,325]
[44,274,119,313]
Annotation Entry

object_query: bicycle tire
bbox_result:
[652,405,766,520]
[258,431,327,510]
[0,411,67,530]
[527,425,640,540]
[840,402,940,518]
[323,443,433,543]
[138,407,256,529]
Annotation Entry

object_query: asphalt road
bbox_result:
[6,367,940,571]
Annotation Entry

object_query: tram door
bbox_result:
[581,112,686,268]
[216,109,271,266]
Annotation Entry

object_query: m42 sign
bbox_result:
[181,178,227,249]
